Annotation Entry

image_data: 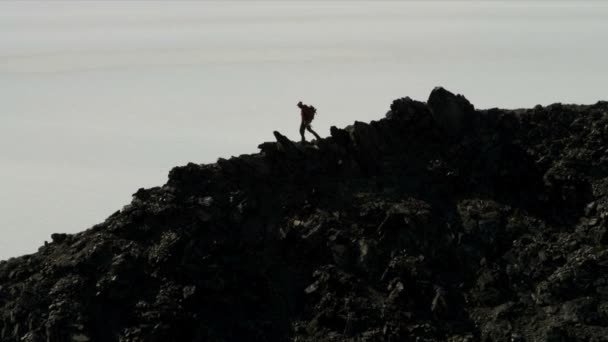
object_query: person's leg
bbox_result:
[299,121,306,142]
[306,125,321,140]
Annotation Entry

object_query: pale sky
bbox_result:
[1,1,607,260]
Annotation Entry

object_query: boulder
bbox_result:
[427,87,477,137]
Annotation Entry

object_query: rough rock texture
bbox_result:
[1,88,608,342]
[428,86,478,137]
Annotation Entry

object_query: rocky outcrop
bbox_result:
[427,87,478,138]
[1,88,608,341]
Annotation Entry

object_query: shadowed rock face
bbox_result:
[428,87,477,138]
[1,88,608,342]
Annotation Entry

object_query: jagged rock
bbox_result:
[1,87,608,341]
[389,96,427,119]
[273,130,301,156]
[427,87,477,137]
[330,126,351,147]
[50,233,68,244]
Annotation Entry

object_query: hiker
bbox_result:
[298,101,321,142]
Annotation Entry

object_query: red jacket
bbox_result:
[298,102,316,123]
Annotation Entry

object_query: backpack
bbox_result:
[303,105,317,122]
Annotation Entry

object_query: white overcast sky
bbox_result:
[1,1,607,260]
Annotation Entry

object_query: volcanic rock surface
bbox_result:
[2,88,608,342]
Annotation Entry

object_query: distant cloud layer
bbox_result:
[1,0,607,260]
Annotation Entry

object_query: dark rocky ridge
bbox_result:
[2,87,608,342]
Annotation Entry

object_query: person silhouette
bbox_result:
[297,101,321,142]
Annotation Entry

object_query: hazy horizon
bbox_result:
[1,1,607,260]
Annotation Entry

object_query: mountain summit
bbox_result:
[1,88,608,342]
